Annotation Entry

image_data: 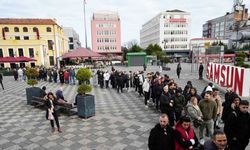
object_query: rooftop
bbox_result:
[0,18,58,25]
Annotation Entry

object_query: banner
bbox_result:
[206,63,250,97]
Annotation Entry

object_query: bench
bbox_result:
[31,96,77,116]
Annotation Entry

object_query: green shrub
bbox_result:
[26,68,39,86]
[77,84,92,95]
[76,68,93,95]
[26,68,39,79]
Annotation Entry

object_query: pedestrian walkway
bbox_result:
[0,64,249,150]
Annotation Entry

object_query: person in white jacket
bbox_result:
[143,74,151,107]
[104,71,110,88]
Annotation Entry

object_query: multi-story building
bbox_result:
[140,9,191,57]
[0,18,68,68]
[63,27,81,51]
[202,2,249,40]
[91,11,122,57]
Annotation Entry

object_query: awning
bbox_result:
[62,48,103,59]
[0,56,36,63]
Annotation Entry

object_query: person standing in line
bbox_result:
[143,63,147,71]
[199,92,217,141]
[174,116,199,150]
[143,74,151,108]
[204,130,230,150]
[148,114,175,150]
[187,97,203,140]
[176,62,182,79]
[59,69,64,84]
[104,70,110,88]
[0,72,4,90]
[212,88,222,129]
[13,69,18,81]
[70,67,76,85]
[45,92,62,133]
[18,68,23,81]
[224,100,250,150]
[199,63,204,80]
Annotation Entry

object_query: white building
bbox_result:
[140,9,191,57]
[63,27,81,51]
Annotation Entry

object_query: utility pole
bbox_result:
[83,0,88,48]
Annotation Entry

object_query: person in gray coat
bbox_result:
[187,96,203,139]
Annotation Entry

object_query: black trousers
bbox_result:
[117,85,123,93]
[0,80,4,90]
[50,111,60,128]
[144,91,150,105]
[105,80,109,88]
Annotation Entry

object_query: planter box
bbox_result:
[76,94,95,118]
[26,87,43,105]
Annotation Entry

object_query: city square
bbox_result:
[1,0,250,150]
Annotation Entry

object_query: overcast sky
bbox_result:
[0,0,249,48]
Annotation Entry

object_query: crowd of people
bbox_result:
[7,65,250,149]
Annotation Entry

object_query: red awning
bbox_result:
[62,48,103,59]
[0,56,36,63]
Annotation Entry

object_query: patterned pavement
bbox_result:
[0,63,249,150]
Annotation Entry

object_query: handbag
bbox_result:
[193,119,203,128]
[48,110,54,120]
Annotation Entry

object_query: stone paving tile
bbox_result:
[0,64,249,150]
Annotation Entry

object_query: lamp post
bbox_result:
[83,0,88,48]
[161,39,168,66]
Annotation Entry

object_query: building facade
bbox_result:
[202,2,249,40]
[140,9,191,57]
[63,27,81,51]
[91,11,122,56]
[0,18,68,68]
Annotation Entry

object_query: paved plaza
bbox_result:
[0,63,249,150]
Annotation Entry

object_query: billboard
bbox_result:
[206,63,250,97]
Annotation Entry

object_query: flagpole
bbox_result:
[83,0,88,49]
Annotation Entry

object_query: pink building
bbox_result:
[91,11,121,57]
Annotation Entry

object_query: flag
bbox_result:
[2,28,6,40]
[36,29,40,40]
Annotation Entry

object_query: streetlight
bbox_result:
[83,0,88,48]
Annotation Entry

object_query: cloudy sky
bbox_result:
[0,0,249,48]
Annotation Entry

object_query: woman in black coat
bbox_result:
[45,92,62,133]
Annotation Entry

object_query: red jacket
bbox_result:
[64,71,69,80]
[174,122,195,150]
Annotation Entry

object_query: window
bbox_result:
[14,27,19,32]
[49,56,54,66]
[69,44,74,49]
[33,27,38,32]
[24,36,29,40]
[18,48,24,57]
[15,36,20,40]
[48,40,54,50]
[0,49,3,57]
[46,27,52,32]
[69,37,73,43]
[30,63,35,67]
[4,27,9,32]
[8,48,14,57]
[23,27,28,32]
[29,48,34,58]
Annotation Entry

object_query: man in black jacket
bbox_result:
[224,100,250,150]
[148,114,175,150]
[160,85,175,126]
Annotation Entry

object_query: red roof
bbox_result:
[0,18,57,25]
[0,56,36,63]
[62,48,103,59]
